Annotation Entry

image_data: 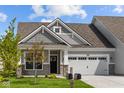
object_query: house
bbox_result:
[18,16,124,76]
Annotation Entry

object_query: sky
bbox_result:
[0,5,124,36]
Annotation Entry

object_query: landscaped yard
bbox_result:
[0,77,93,88]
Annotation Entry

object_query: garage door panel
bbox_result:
[95,61,108,75]
[68,55,108,75]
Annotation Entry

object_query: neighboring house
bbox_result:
[18,16,124,76]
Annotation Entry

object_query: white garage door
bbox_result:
[68,54,108,75]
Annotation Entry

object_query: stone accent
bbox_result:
[16,67,22,78]
[60,65,68,76]
[22,64,50,75]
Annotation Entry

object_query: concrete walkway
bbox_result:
[81,75,124,88]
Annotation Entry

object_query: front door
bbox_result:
[50,56,57,73]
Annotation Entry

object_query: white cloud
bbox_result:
[0,12,7,22]
[41,18,52,22]
[113,5,123,13]
[29,5,87,20]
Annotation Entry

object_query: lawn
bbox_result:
[0,77,93,88]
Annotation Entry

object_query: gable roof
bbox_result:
[18,25,71,47]
[47,18,91,46]
[17,21,114,48]
[94,16,124,44]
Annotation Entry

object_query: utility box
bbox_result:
[66,73,73,79]
[74,73,81,80]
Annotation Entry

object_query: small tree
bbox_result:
[0,18,21,87]
[26,42,47,84]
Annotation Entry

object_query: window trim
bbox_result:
[53,26,61,34]
[24,51,43,70]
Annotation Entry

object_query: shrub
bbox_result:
[48,74,57,79]
[0,76,4,82]
[10,71,16,77]
[45,74,48,78]
[0,70,16,77]
[0,76,9,82]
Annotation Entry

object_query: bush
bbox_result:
[0,70,16,77]
[10,71,16,77]
[48,74,57,79]
[0,76,9,82]
[0,76,4,82]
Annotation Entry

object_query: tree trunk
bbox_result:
[34,69,36,84]
[34,64,37,84]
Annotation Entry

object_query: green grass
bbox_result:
[0,77,94,88]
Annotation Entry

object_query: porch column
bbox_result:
[60,50,69,76]
[107,54,110,75]
[18,57,21,65]
[63,50,69,65]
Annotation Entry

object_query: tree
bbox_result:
[0,18,21,87]
[26,42,47,84]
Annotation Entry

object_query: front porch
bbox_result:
[21,50,68,76]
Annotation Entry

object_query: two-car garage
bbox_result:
[68,54,109,75]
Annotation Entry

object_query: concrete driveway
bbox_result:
[81,75,124,88]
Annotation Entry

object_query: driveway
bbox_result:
[81,75,124,88]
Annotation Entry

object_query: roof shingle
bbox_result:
[17,21,114,48]
[95,16,124,44]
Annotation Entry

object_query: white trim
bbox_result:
[19,26,42,44]
[24,51,43,70]
[19,25,71,47]
[109,63,115,64]
[47,18,92,46]
[107,54,110,75]
[53,26,62,34]
[63,50,69,65]
[50,54,58,74]
[68,48,115,51]
[20,44,115,51]
[44,26,71,47]
[60,50,63,65]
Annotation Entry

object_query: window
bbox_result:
[25,52,43,69]
[68,57,77,60]
[53,26,61,33]
[88,57,97,60]
[35,62,42,69]
[98,57,107,60]
[78,57,87,60]
[25,53,33,69]
[26,62,33,69]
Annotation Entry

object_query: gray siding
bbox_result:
[26,31,62,44]
[59,34,86,45]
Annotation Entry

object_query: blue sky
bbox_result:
[0,5,124,36]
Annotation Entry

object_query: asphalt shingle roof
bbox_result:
[17,21,114,48]
[95,16,124,44]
